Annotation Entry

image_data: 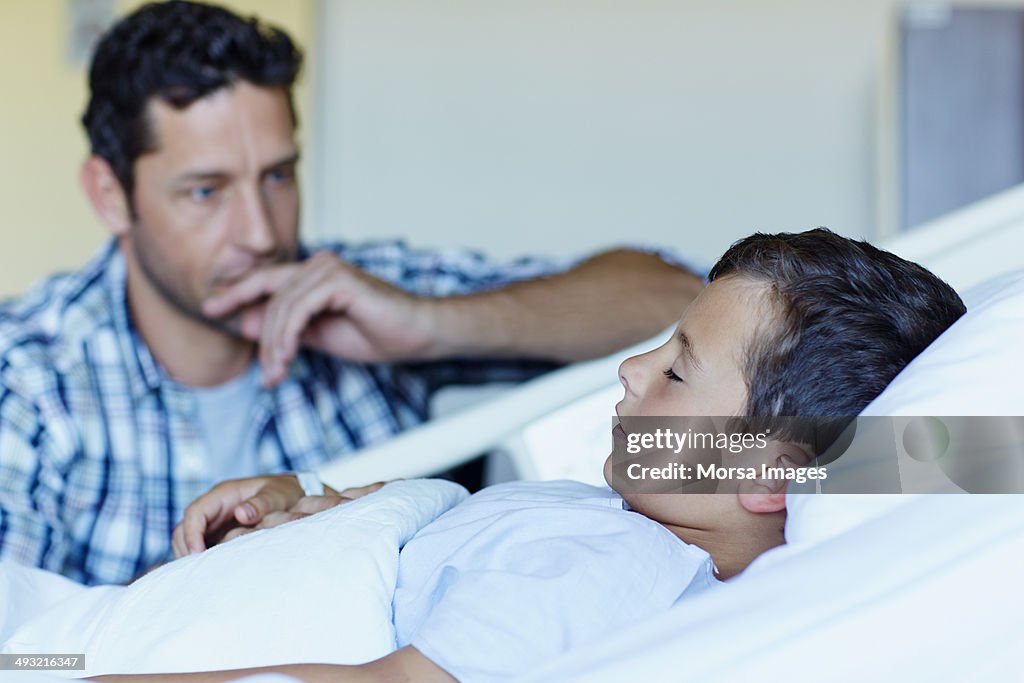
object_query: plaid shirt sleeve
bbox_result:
[316,240,567,297]
[0,381,72,576]
[308,240,701,392]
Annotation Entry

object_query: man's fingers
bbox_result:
[234,494,271,525]
[256,511,307,530]
[289,495,349,515]
[177,479,270,554]
[222,527,257,543]
[179,495,237,555]
[181,504,229,555]
[233,479,303,525]
[337,481,389,499]
[203,264,297,317]
[259,268,329,386]
[282,275,358,353]
[238,304,267,341]
[270,278,348,379]
[257,253,366,386]
[181,516,208,555]
[171,524,187,559]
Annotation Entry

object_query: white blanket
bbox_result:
[0,479,468,677]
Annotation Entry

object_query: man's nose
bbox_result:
[234,185,277,254]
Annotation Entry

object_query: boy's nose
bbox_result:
[618,354,642,397]
[620,346,664,398]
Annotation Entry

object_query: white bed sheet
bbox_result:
[523,494,1024,682]
[1,480,467,677]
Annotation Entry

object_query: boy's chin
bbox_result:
[602,453,615,489]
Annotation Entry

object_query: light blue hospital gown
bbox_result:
[392,480,719,682]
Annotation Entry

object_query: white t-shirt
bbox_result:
[393,480,719,682]
[192,363,263,483]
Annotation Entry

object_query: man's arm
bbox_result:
[418,248,702,362]
[203,247,703,386]
[92,646,455,683]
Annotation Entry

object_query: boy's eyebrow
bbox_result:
[677,331,704,374]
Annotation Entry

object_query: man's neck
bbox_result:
[124,261,255,389]
[662,514,786,580]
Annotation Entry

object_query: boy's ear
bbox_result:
[737,453,803,514]
[81,155,132,236]
[737,489,787,514]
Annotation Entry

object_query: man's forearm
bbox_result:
[421,248,704,362]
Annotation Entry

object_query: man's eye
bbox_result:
[189,186,217,202]
[663,368,684,383]
[266,168,295,184]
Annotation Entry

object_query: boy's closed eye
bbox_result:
[663,367,684,383]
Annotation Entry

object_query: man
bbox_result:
[0,0,701,585]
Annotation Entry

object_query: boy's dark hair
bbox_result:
[81,0,302,200]
[709,228,965,429]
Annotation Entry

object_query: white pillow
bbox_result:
[861,268,1024,417]
[1,479,467,677]
[785,269,1024,547]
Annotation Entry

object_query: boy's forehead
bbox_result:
[680,277,771,375]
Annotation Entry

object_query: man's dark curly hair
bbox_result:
[710,228,966,451]
[81,0,303,200]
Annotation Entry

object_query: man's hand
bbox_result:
[203,251,438,387]
[172,474,305,557]
[217,482,388,544]
[171,476,387,558]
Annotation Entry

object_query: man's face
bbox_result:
[126,81,300,331]
[604,275,777,525]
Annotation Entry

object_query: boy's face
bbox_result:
[612,275,760,421]
[604,275,785,528]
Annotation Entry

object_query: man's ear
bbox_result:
[81,156,132,236]
[737,452,803,514]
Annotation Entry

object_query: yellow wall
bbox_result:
[0,0,316,297]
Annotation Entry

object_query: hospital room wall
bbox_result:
[310,0,1024,267]
[0,0,316,298]
[2,1,1023,299]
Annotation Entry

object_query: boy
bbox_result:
[97,228,966,682]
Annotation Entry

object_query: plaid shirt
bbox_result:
[0,240,559,585]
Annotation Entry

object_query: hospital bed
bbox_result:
[3,186,1022,682]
